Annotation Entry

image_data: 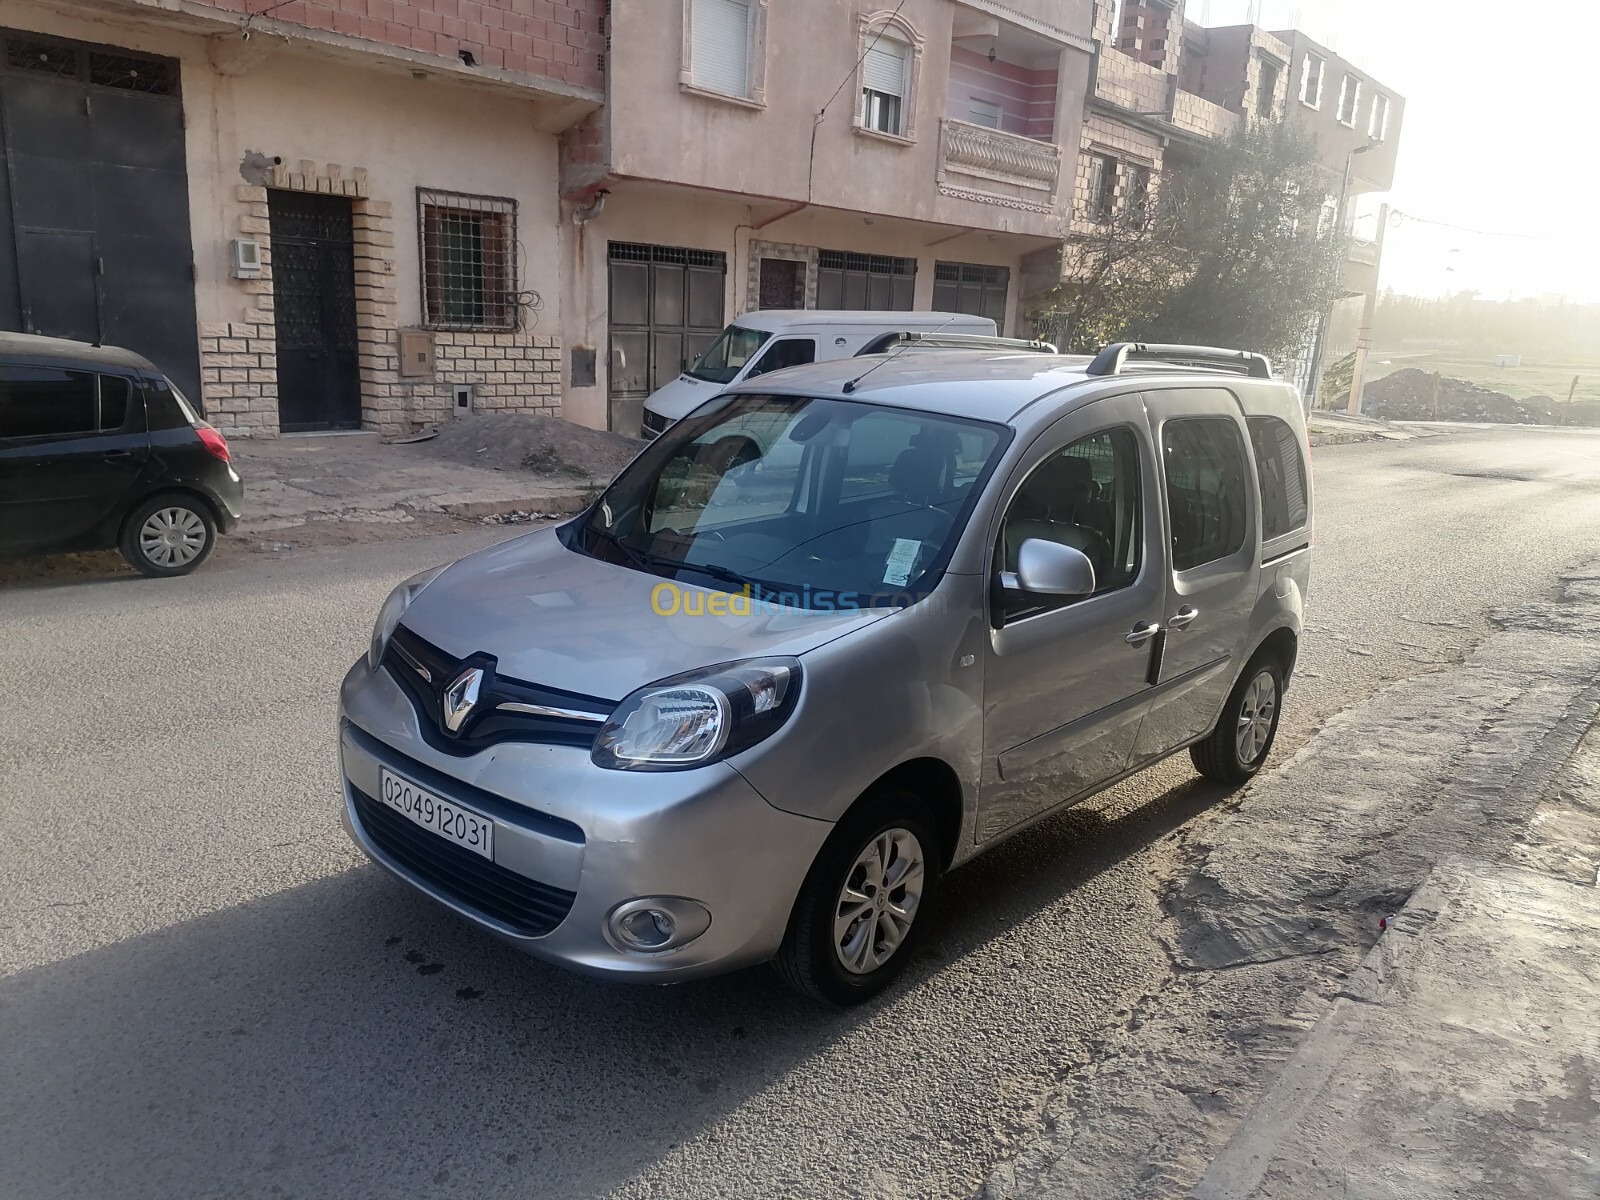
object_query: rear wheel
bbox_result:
[120,494,217,577]
[773,789,940,1005]
[1191,656,1283,785]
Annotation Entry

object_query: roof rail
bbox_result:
[857,331,1059,356]
[1085,342,1273,379]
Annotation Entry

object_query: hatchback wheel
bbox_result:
[120,494,217,577]
[1191,656,1284,785]
[774,789,939,1005]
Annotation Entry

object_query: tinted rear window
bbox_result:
[1248,416,1309,540]
[0,366,97,438]
[1162,417,1250,571]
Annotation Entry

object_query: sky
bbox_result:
[1199,0,1598,302]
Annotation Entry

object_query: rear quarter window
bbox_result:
[1247,416,1309,540]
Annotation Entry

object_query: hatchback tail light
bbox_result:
[197,425,232,464]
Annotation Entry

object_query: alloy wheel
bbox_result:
[1235,669,1278,765]
[138,507,207,568]
[834,828,926,974]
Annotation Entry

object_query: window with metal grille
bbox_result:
[418,189,517,331]
[816,251,916,311]
[88,51,177,95]
[608,241,724,269]
[4,37,76,76]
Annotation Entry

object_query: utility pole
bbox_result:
[1306,142,1375,413]
[1347,201,1391,415]
[1564,375,1579,426]
[1431,370,1441,419]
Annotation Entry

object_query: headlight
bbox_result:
[592,657,802,771]
[367,564,449,670]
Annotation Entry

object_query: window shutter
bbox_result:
[692,0,750,97]
[862,37,908,98]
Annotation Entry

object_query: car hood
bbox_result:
[399,527,890,701]
[644,374,723,420]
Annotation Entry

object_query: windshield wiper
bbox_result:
[589,529,772,595]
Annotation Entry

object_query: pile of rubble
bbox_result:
[1362,369,1557,424]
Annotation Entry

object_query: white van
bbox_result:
[639,310,998,438]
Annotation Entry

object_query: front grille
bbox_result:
[640,408,671,438]
[352,786,576,936]
[384,624,614,756]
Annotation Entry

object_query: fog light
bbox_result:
[606,897,712,955]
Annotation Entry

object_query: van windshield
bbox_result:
[687,325,770,384]
[571,393,1010,609]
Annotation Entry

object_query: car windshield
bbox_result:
[686,325,770,384]
[572,393,1009,609]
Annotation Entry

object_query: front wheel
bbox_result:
[1191,657,1283,785]
[773,790,940,1006]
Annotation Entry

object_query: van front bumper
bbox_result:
[337,659,832,982]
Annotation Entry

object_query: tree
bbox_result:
[1032,121,1349,364]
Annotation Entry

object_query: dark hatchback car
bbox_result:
[0,333,243,576]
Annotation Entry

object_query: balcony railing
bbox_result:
[936,118,1061,213]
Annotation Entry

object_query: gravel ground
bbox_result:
[412,411,643,478]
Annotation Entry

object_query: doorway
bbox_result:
[268,190,360,432]
[0,28,201,402]
[607,241,725,436]
[758,258,805,309]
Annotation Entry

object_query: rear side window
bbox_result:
[1248,416,1308,540]
[0,366,97,438]
[1162,417,1249,570]
[99,376,132,431]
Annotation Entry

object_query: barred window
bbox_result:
[418,189,517,331]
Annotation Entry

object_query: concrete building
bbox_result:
[0,0,603,438]
[558,0,1101,435]
[1034,1,1402,394]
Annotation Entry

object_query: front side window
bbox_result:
[0,366,97,439]
[576,394,1009,607]
[1300,53,1324,108]
[420,190,517,331]
[1248,416,1308,541]
[1162,417,1250,571]
[687,325,770,384]
[690,0,753,97]
[745,338,816,379]
[998,428,1142,620]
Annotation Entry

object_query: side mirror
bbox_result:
[1003,538,1096,597]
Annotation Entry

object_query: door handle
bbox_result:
[1125,621,1161,646]
[102,449,134,461]
[1167,605,1200,631]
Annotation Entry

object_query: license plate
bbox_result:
[378,768,495,861]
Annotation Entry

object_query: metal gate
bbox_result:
[0,28,201,403]
[607,242,725,436]
[269,191,361,432]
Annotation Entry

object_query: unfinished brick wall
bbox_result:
[401,332,563,428]
[186,0,605,90]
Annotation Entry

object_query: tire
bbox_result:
[773,788,941,1006]
[119,493,217,577]
[1191,654,1285,785]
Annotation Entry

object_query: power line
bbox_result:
[1390,210,1556,243]
[807,0,910,202]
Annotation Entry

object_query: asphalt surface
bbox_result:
[5,424,1600,1200]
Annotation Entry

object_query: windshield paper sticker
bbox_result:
[883,538,921,587]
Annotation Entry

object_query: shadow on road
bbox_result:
[0,774,1233,1200]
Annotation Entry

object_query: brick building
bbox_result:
[0,0,602,437]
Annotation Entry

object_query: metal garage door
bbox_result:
[607,242,725,437]
[0,29,201,405]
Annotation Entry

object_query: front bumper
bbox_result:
[338,660,832,981]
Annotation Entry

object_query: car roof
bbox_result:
[0,332,157,372]
[723,350,1302,428]
[727,310,995,333]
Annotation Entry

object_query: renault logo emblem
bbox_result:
[441,667,484,734]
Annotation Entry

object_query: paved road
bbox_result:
[5,425,1600,1200]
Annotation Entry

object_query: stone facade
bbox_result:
[401,331,563,427]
